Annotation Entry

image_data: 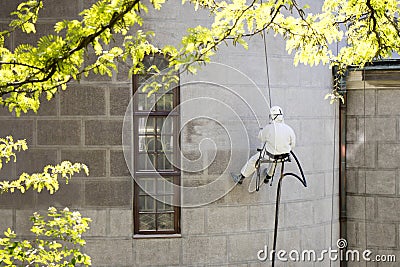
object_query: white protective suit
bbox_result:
[240,114,296,178]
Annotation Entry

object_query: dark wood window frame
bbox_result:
[132,55,181,235]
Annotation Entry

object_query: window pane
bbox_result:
[142,55,153,68]
[156,93,173,111]
[139,214,156,231]
[157,177,174,194]
[142,54,169,71]
[139,196,156,212]
[157,213,174,230]
[138,153,155,170]
[138,136,145,152]
[155,137,162,151]
[156,117,173,134]
[139,135,172,153]
[153,56,169,70]
[138,94,155,111]
[157,153,173,170]
[138,136,156,153]
[159,135,173,153]
[139,135,155,153]
[156,196,174,212]
[138,117,155,134]
[165,94,174,111]
[138,178,155,195]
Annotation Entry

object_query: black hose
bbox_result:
[283,172,307,187]
[271,154,306,267]
[290,150,307,187]
[271,162,285,267]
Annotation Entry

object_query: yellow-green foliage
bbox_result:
[0,207,91,266]
[0,136,89,195]
[0,136,90,266]
[1,0,400,112]
[0,136,28,170]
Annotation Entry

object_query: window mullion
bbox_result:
[155,176,158,231]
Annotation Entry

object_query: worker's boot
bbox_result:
[231,173,245,184]
[264,175,271,184]
[263,168,272,184]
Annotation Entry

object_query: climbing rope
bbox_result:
[329,38,341,267]
[260,0,272,108]
[363,68,367,267]
[261,30,272,107]
[329,102,338,267]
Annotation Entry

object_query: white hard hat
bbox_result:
[270,106,284,121]
[270,106,283,116]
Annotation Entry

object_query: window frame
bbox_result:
[132,57,181,235]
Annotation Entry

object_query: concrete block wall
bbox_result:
[345,69,400,267]
[0,0,339,266]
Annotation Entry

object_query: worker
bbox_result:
[231,106,296,184]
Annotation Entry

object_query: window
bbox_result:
[133,54,181,235]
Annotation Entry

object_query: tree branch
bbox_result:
[0,61,45,72]
[0,0,141,93]
[365,0,382,57]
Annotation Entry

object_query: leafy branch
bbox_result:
[0,136,89,194]
[0,0,141,92]
[2,0,400,112]
[0,207,91,266]
[0,0,43,39]
[0,135,91,266]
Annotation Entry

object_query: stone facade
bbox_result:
[0,0,338,266]
[345,69,400,267]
